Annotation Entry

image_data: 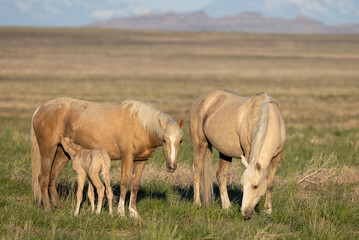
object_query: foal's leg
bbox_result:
[264,152,282,214]
[49,146,70,208]
[87,183,95,213]
[117,154,133,217]
[88,173,105,214]
[129,160,146,219]
[74,171,86,216]
[102,171,113,215]
[217,153,232,209]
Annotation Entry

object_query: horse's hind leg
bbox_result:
[217,153,232,209]
[192,143,209,206]
[49,146,70,208]
[38,144,58,210]
[88,173,105,214]
[264,152,282,214]
[129,160,146,218]
[87,183,95,213]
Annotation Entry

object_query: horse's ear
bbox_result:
[178,118,184,129]
[255,163,261,171]
[159,119,167,130]
[241,155,249,168]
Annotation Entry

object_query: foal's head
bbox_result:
[159,119,184,173]
[240,155,267,220]
[60,136,83,152]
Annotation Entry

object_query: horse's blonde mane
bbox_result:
[121,100,173,140]
[249,93,275,164]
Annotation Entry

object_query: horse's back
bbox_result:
[33,98,124,158]
[189,90,284,159]
[33,97,158,160]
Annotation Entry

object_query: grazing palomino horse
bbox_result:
[31,98,183,218]
[189,90,286,220]
[60,136,113,216]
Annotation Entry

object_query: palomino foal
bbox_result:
[60,136,113,216]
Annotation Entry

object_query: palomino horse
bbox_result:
[189,90,286,219]
[31,98,183,218]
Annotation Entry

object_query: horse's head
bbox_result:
[240,155,267,220]
[159,118,184,173]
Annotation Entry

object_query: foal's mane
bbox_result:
[121,100,173,140]
[249,92,275,164]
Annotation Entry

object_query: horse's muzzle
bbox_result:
[242,208,254,220]
[243,215,252,220]
[166,163,177,173]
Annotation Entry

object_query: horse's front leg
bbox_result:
[217,153,232,209]
[264,152,282,214]
[117,154,133,217]
[129,160,147,219]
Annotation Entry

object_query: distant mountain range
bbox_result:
[1,0,359,28]
[87,11,359,34]
[203,0,359,26]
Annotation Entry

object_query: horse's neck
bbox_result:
[249,103,280,171]
[247,98,270,170]
[149,130,163,147]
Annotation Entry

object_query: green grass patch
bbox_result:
[1,118,358,239]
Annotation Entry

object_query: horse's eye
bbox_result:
[253,185,258,189]
[163,139,166,143]
[180,139,183,144]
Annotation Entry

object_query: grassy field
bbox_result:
[0,27,358,239]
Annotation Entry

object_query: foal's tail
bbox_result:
[31,107,42,204]
[200,146,214,205]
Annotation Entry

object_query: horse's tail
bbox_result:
[31,107,42,204]
[200,145,214,205]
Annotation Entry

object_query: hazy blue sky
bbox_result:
[1,0,358,26]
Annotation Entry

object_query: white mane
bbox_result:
[249,93,275,164]
[121,100,173,140]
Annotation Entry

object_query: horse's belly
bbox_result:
[204,124,243,158]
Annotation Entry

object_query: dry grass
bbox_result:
[297,153,359,186]
[0,27,358,129]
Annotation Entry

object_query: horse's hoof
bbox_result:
[221,202,231,209]
[54,204,62,209]
[129,207,140,219]
[264,208,272,214]
[44,206,51,212]
[118,210,126,218]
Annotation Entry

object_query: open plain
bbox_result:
[0,27,358,239]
